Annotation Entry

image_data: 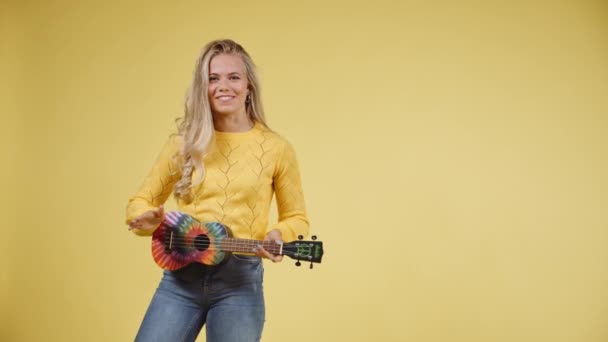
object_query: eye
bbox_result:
[209,76,219,82]
[229,75,241,80]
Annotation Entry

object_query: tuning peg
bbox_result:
[309,262,314,269]
[295,260,301,267]
[311,235,317,240]
[298,235,304,240]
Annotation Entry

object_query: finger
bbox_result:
[139,222,158,231]
[254,245,279,262]
[263,248,282,263]
[252,245,269,258]
[263,229,279,240]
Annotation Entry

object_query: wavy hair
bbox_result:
[173,39,268,201]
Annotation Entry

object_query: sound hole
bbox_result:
[193,235,210,251]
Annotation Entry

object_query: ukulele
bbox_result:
[152,211,324,270]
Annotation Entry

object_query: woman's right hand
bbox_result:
[128,205,165,231]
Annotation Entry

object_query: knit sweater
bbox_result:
[126,122,309,242]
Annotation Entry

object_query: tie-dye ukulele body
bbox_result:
[152,211,324,270]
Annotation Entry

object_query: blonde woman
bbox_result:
[126,39,309,342]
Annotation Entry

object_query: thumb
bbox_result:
[156,205,165,219]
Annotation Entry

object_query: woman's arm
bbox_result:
[125,136,182,236]
[268,140,310,242]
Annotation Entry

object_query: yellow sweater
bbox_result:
[126,123,309,242]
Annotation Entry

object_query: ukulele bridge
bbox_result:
[163,230,175,253]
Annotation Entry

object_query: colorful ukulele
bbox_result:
[152,211,324,270]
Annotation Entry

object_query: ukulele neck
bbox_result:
[220,238,282,255]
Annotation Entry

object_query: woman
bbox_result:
[126,39,309,342]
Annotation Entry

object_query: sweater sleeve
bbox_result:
[125,136,182,236]
[269,140,310,242]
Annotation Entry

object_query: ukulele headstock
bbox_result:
[282,235,324,268]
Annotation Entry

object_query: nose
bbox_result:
[217,78,229,92]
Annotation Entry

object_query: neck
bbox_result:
[213,112,253,132]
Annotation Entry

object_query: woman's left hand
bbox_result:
[254,229,284,263]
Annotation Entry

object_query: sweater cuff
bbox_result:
[272,225,297,243]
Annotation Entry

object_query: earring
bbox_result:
[246,94,251,104]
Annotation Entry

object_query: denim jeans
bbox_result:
[135,254,265,342]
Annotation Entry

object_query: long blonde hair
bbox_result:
[173,39,268,201]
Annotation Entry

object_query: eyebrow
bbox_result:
[209,72,243,76]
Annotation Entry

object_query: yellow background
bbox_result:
[2,0,607,341]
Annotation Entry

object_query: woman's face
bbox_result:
[207,53,249,118]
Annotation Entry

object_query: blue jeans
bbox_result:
[135,254,265,342]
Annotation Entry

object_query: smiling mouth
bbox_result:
[216,96,235,101]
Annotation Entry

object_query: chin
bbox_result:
[214,108,236,115]
[214,106,245,116]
